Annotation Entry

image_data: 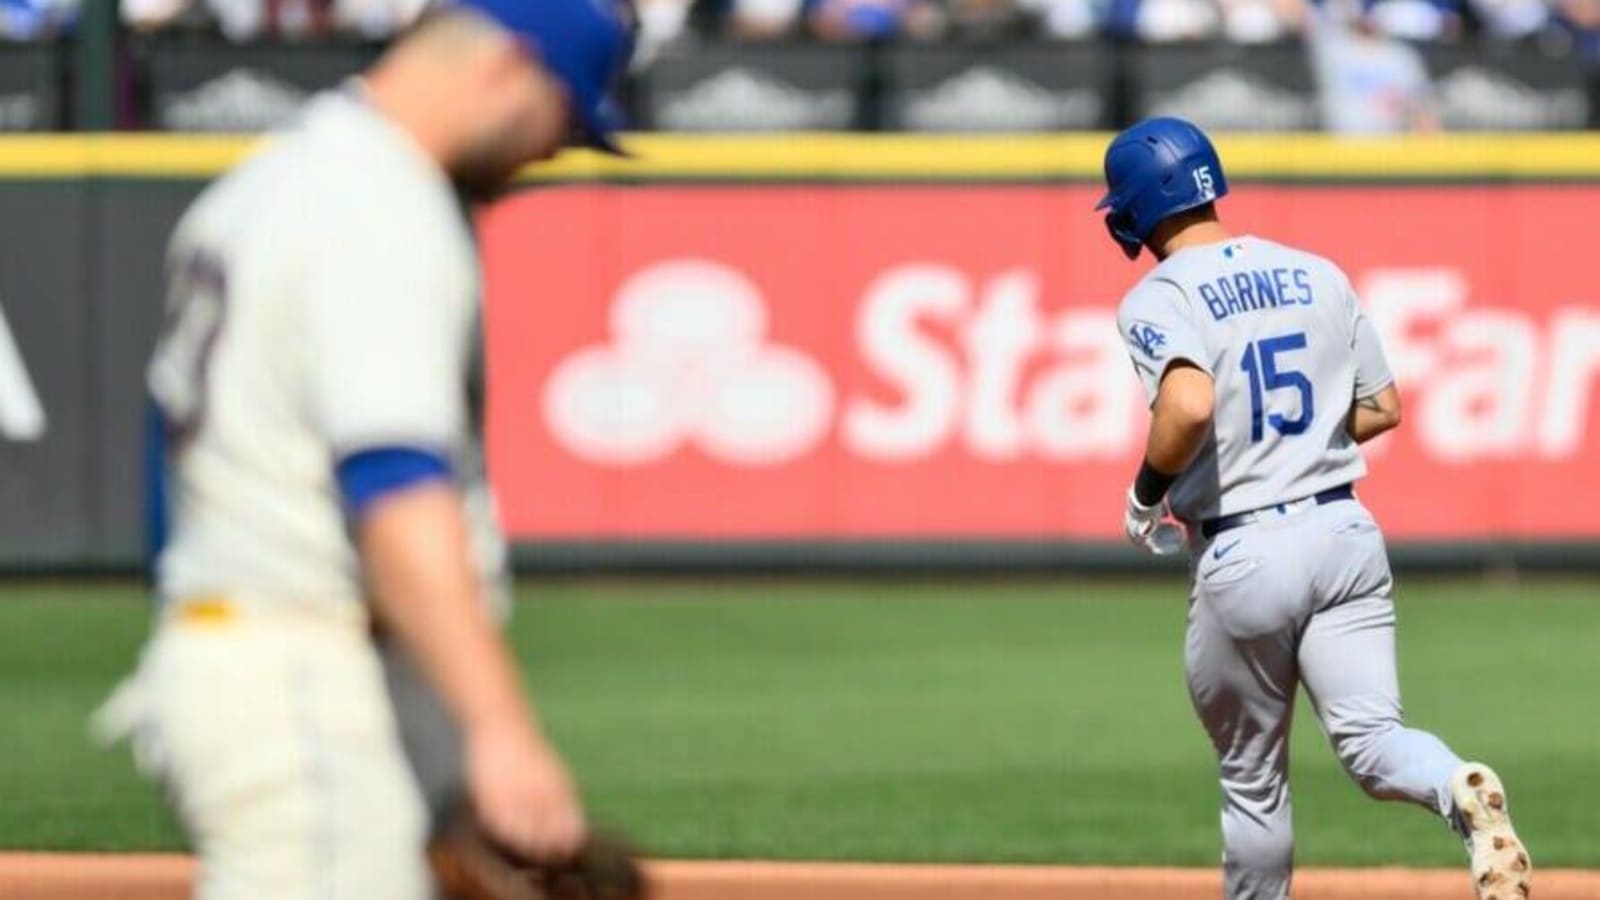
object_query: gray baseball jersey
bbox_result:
[1115,235,1393,524]
[1118,236,1477,900]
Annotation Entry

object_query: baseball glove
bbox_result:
[428,817,648,900]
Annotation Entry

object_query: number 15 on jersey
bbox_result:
[1241,332,1314,443]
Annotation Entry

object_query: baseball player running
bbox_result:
[1101,118,1530,900]
[96,3,633,898]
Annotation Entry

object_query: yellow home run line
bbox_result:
[0,133,1597,179]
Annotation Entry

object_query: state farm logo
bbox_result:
[544,260,834,466]
[1362,268,1600,462]
[543,261,1135,467]
[538,260,1600,470]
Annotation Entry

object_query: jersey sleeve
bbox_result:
[1117,278,1212,407]
[302,212,474,459]
[1339,270,1395,399]
[1351,311,1394,399]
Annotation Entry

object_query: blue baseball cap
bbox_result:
[451,0,635,155]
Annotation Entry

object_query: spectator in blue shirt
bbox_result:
[1552,0,1600,59]
[809,0,943,40]
[0,0,73,39]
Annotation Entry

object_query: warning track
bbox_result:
[2,855,1596,899]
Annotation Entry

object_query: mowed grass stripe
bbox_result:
[0,578,1593,865]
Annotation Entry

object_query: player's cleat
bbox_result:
[1452,763,1531,900]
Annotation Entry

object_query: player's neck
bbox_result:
[362,63,458,170]
[1153,222,1233,261]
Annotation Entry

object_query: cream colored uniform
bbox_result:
[100,90,508,900]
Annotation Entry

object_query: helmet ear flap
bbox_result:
[1104,211,1143,260]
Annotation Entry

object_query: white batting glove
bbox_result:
[1123,488,1186,556]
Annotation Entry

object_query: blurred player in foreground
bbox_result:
[1101,117,1530,900]
[96,2,634,897]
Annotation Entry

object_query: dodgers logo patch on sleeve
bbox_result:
[1128,321,1168,361]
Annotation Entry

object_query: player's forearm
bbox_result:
[359,484,538,736]
[1145,415,1209,477]
[1145,366,1216,476]
[1347,385,1402,444]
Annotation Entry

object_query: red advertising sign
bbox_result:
[481,185,1600,541]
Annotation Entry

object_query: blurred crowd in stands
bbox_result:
[0,0,1593,138]
[651,0,1600,62]
[647,0,1595,49]
[0,0,1588,53]
[121,0,429,40]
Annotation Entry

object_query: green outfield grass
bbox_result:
[0,577,1595,866]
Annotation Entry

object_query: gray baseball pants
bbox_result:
[1185,497,1465,900]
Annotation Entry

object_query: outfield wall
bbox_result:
[0,135,1597,571]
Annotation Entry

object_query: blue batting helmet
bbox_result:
[1095,117,1228,260]
[452,0,635,155]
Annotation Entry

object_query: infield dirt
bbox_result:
[2,854,1596,899]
